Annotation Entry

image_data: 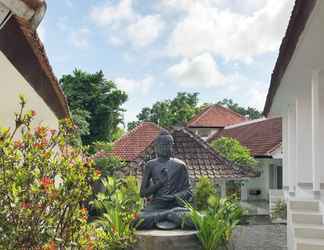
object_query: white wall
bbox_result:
[0,51,59,130]
[269,0,324,189]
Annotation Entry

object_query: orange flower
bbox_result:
[133,212,140,220]
[31,110,37,117]
[80,207,88,221]
[14,140,23,149]
[43,241,56,250]
[40,177,54,189]
[95,170,101,177]
[21,202,32,209]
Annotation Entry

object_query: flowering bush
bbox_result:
[0,96,100,249]
[92,176,143,250]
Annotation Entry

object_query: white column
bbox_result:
[240,181,248,201]
[220,180,226,198]
[288,102,297,194]
[282,115,289,189]
[312,70,320,192]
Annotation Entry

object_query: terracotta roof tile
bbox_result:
[187,104,248,128]
[209,118,282,157]
[106,123,255,180]
[107,122,161,161]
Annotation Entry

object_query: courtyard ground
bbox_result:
[231,224,287,250]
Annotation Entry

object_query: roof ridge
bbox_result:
[187,105,212,126]
[224,117,281,130]
[114,121,161,145]
[215,104,248,120]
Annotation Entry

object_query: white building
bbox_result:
[264,0,324,249]
[0,0,69,129]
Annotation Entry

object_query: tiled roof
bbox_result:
[187,104,248,128]
[208,118,282,157]
[106,123,255,180]
[106,122,161,161]
[0,16,69,119]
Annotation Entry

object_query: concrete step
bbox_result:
[296,238,324,250]
[295,224,324,239]
[292,211,323,225]
[290,200,319,211]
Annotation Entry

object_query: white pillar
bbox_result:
[288,102,297,194]
[240,181,248,201]
[220,180,226,198]
[282,115,289,190]
[312,70,320,192]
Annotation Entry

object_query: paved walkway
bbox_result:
[231,224,287,250]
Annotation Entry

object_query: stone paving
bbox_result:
[231,224,287,250]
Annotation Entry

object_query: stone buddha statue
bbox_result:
[135,129,194,230]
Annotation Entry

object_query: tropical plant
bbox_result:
[210,137,257,168]
[194,176,217,210]
[92,176,143,250]
[0,96,100,249]
[271,199,287,220]
[186,195,243,250]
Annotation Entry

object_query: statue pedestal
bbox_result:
[133,230,202,250]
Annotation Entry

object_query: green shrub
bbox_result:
[0,96,99,249]
[186,195,243,250]
[93,176,143,250]
[194,176,217,210]
[271,200,287,220]
[210,137,257,168]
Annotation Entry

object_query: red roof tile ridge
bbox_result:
[224,117,267,130]
[113,122,161,145]
[187,105,212,126]
[215,104,248,120]
[266,142,282,155]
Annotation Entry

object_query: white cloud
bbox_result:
[115,76,154,95]
[127,15,165,47]
[167,53,225,88]
[37,23,45,42]
[90,1,164,48]
[71,28,90,48]
[90,0,135,28]
[166,0,294,62]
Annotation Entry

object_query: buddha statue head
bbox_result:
[154,129,174,159]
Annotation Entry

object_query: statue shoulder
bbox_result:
[171,158,187,168]
[145,159,158,167]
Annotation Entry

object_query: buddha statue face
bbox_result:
[154,130,174,159]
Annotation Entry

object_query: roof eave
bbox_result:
[263,0,317,116]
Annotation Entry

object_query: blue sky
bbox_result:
[39,0,294,124]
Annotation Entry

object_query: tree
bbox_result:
[128,92,200,129]
[60,69,128,145]
[217,98,262,119]
[210,137,257,167]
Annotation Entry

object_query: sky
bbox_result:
[38,0,295,125]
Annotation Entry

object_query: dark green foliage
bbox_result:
[128,92,201,129]
[60,69,128,145]
[217,98,262,119]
